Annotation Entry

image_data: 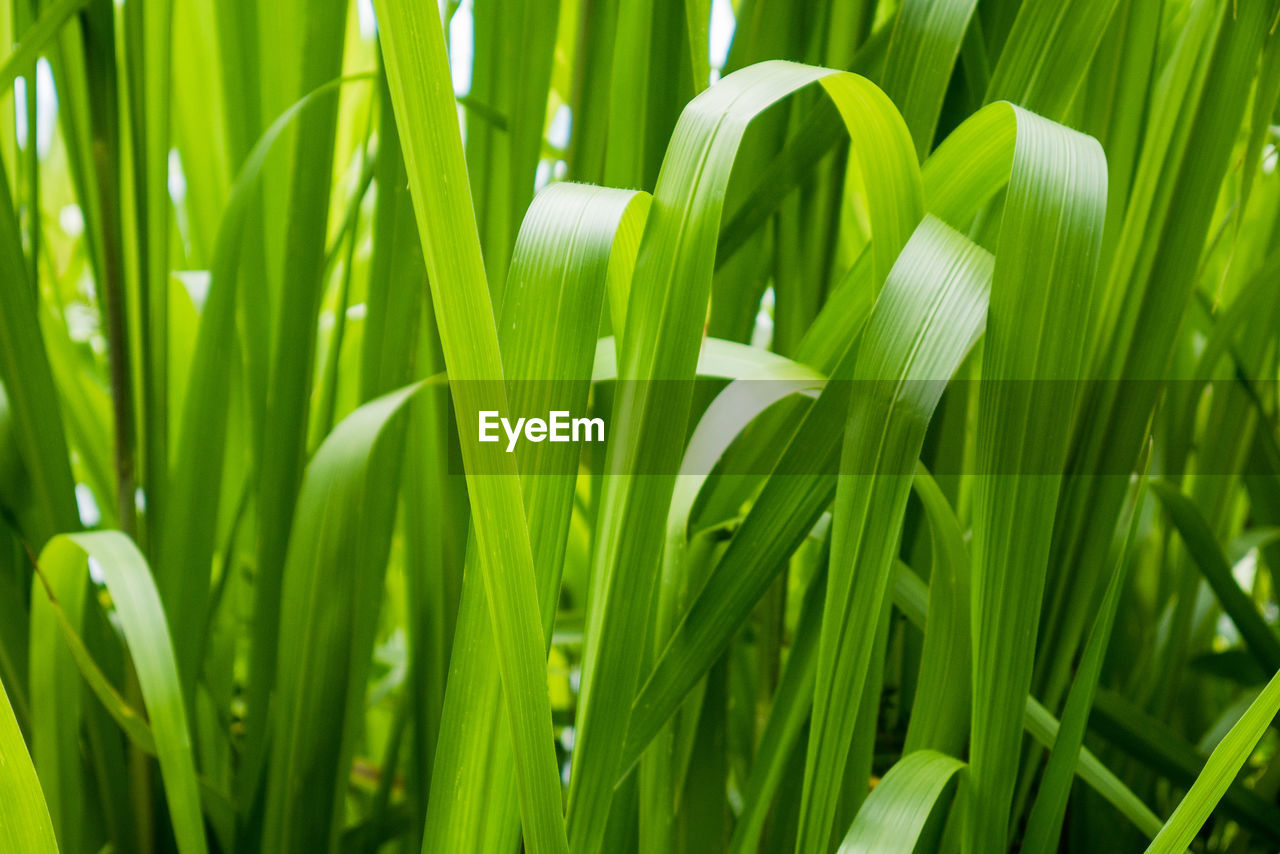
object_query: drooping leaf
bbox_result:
[836,750,965,854]
[36,533,207,854]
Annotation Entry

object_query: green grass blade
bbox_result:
[835,750,965,853]
[262,381,431,852]
[30,552,157,756]
[246,0,350,781]
[623,381,845,771]
[569,65,922,851]
[625,99,1087,786]
[1021,467,1149,851]
[728,563,826,854]
[881,0,980,158]
[1021,699,1164,838]
[902,464,972,756]
[1149,479,1280,672]
[592,335,821,383]
[124,0,174,564]
[159,74,372,699]
[0,675,57,854]
[1092,689,1280,842]
[28,534,89,853]
[966,105,1106,852]
[422,183,649,854]
[38,532,207,854]
[797,215,991,850]
[1145,667,1280,853]
[639,351,822,848]
[374,1,571,849]
[985,0,1123,119]
[894,564,1165,838]
[0,164,79,545]
[1041,0,1276,724]
[0,0,86,96]
[504,0,560,285]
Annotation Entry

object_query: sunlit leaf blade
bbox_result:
[836,750,965,853]
[423,182,649,854]
[159,74,373,700]
[0,675,58,853]
[0,163,78,545]
[262,381,435,852]
[985,0,1123,119]
[374,1,570,849]
[37,533,207,854]
[797,215,991,850]
[967,104,1107,852]
[881,0,980,157]
[592,335,820,384]
[574,70,922,849]
[1145,668,1280,853]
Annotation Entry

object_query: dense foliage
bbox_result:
[1,0,1280,852]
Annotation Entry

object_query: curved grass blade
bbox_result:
[666,361,825,554]
[894,564,1164,838]
[625,222,981,781]
[28,534,89,853]
[641,351,824,850]
[622,352,869,776]
[965,104,1106,853]
[28,548,241,844]
[592,336,821,384]
[569,63,922,852]
[796,215,991,851]
[626,101,1105,795]
[159,73,375,698]
[29,553,156,755]
[262,380,436,853]
[835,750,965,854]
[902,464,972,756]
[0,675,57,854]
[37,532,207,854]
